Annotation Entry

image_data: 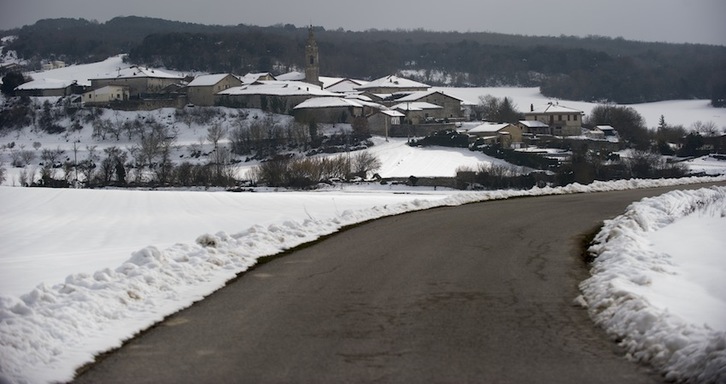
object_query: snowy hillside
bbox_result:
[433,86,726,130]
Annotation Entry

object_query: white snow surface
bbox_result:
[1,176,726,384]
[579,186,726,383]
[433,87,726,129]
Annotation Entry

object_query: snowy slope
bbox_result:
[434,86,726,130]
[2,176,726,384]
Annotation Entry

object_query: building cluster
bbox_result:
[9,27,616,147]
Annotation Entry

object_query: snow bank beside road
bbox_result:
[579,186,726,383]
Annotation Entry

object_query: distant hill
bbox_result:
[2,16,726,104]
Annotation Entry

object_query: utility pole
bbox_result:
[73,139,80,187]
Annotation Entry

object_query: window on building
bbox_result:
[558,115,562,121]
[309,56,315,65]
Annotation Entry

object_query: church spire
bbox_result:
[304,25,322,87]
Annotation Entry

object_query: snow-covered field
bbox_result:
[1,176,726,384]
[434,86,726,130]
[579,186,726,383]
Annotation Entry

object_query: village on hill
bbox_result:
[7,28,617,149]
[3,27,726,192]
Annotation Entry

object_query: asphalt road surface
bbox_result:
[74,183,724,383]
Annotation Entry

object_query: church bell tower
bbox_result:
[304,26,322,87]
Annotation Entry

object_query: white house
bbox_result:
[467,123,523,148]
[524,102,584,136]
[82,85,129,104]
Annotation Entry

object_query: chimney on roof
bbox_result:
[530,103,533,112]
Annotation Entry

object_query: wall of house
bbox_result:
[524,113,582,136]
[106,97,187,111]
[189,76,243,106]
[83,86,129,104]
[92,78,148,97]
[294,106,362,124]
[367,114,393,136]
[517,122,552,136]
[92,77,180,97]
[15,87,70,97]
[419,94,462,119]
[401,109,447,125]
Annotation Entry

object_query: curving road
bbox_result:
[74,183,723,383]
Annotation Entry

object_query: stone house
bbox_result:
[523,102,584,136]
[187,74,243,106]
[394,91,464,120]
[467,123,523,148]
[82,85,129,105]
[324,78,367,94]
[215,81,338,114]
[517,120,551,136]
[293,97,368,124]
[390,101,443,125]
[90,66,185,98]
[367,109,405,137]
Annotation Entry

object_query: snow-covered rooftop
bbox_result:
[187,73,232,87]
[528,102,583,114]
[378,109,406,117]
[294,97,366,109]
[15,78,77,90]
[519,120,550,128]
[468,123,514,134]
[324,78,368,93]
[239,72,275,84]
[390,101,442,111]
[395,90,466,103]
[218,81,338,97]
[356,75,430,91]
[94,65,184,80]
[275,71,305,81]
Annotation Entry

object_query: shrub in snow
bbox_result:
[196,234,218,248]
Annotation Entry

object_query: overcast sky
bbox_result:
[1,0,724,46]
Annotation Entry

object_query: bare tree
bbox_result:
[207,123,229,182]
[351,151,381,178]
[39,147,65,185]
[692,121,720,137]
[80,145,100,185]
[20,149,36,167]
